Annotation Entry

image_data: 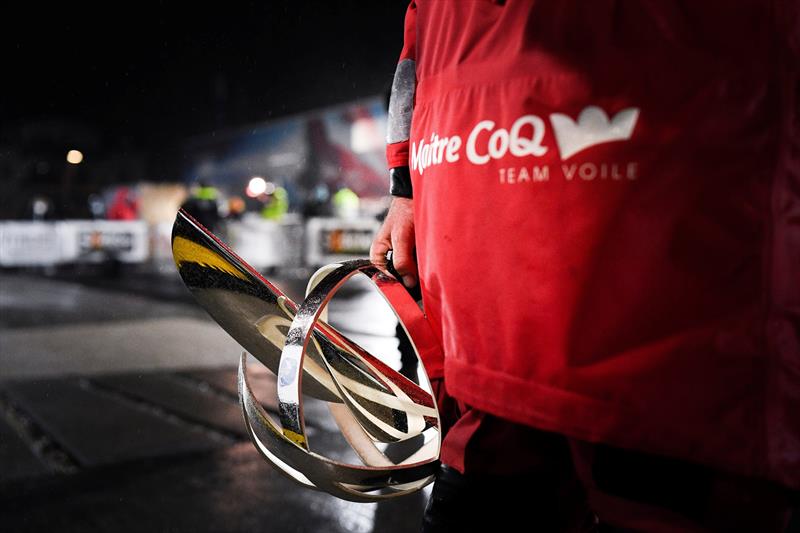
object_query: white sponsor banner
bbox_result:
[305,217,380,267]
[61,221,148,263]
[0,220,148,266]
[0,222,63,266]
[227,215,286,270]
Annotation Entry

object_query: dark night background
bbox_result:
[1,1,408,215]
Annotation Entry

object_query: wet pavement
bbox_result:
[0,270,428,532]
[0,442,429,533]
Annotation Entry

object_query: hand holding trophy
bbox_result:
[172,209,442,502]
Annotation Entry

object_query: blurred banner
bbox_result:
[0,220,148,266]
[0,222,63,266]
[226,215,290,270]
[304,217,380,267]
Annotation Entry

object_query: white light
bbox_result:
[246,176,267,198]
[66,150,84,164]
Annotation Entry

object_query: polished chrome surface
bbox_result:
[172,209,442,501]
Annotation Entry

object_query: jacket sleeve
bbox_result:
[385,1,417,170]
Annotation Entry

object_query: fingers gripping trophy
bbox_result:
[171,209,442,502]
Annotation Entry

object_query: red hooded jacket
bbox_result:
[386,0,799,488]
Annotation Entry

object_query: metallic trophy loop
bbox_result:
[171,209,442,502]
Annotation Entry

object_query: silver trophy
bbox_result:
[172,209,442,502]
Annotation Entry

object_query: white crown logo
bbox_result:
[549,106,639,160]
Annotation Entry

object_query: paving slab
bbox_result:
[185,366,341,433]
[185,365,276,400]
[2,379,220,467]
[93,374,247,438]
[0,414,48,482]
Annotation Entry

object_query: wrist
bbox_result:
[389,166,413,199]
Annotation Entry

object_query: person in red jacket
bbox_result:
[371,1,799,531]
[107,186,138,221]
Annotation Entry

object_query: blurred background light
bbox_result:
[66,149,84,164]
[245,176,267,197]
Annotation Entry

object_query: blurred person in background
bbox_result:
[27,196,54,221]
[106,186,138,221]
[227,196,246,221]
[302,183,333,218]
[87,193,106,219]
[332,186,360,220]
[181,180,222,232]
[260,184,289,221]
[372,1,799,531]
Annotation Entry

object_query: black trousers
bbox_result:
[421,421,796,532]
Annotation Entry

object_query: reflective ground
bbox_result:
[0,269,429,532]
